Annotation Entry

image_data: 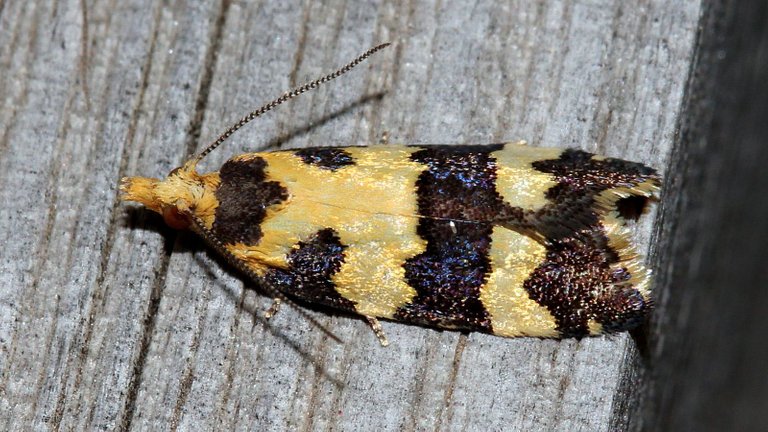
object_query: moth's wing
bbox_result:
[214,145,659,338]
[218,147,430,319]
[489,150,660,337]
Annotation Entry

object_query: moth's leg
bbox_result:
[264,298,281,319]
[365,316,389,347]
[378,131,390,146]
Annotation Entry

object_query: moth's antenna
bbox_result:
[193,42,391,163]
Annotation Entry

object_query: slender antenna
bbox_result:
[193,42,391,163]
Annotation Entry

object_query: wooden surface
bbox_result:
[0,1,702,431]
[637,1,768,430]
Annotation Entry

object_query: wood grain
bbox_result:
[638,1,768,430]
[0,1,701,430]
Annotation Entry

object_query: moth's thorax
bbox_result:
[120,160,221,230]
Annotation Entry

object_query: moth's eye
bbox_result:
[162,206,190,230]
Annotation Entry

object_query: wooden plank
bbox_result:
[0,1,701,430]
[637,1,768,430]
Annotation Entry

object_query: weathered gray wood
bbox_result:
[0,1,701,431]
[636,1,768,430]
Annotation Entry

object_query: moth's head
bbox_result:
[120,161,220,230]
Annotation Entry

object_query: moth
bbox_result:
[121,44,660,345]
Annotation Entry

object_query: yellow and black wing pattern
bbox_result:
[122,143,660,339]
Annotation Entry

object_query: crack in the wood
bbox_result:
[120,231,175,431]
[434,335,466,432]
[182,0,232,161]
[117,4,169,430]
